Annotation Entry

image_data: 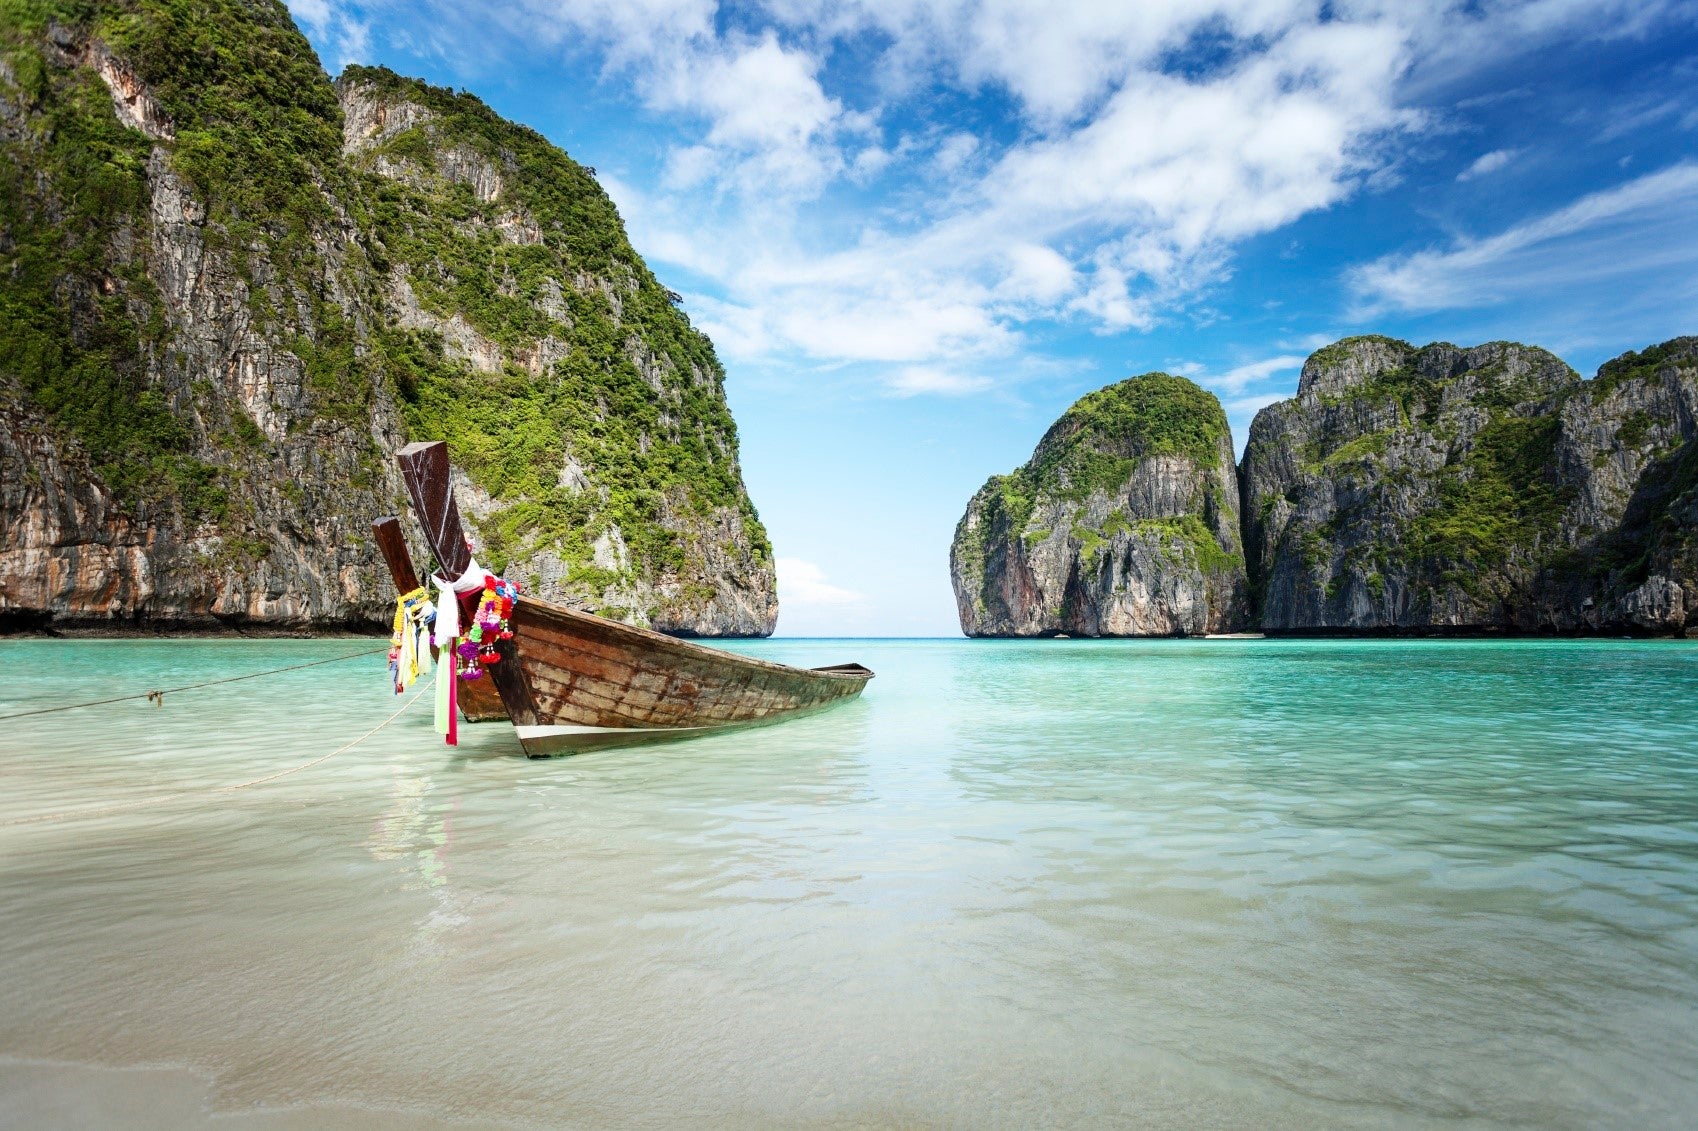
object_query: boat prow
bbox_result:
[391,441,873,756]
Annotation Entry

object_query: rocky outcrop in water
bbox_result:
[1241,336,1698,634]
[950,373,1248,636]
[951,337,1698,638]
[0,2,775,634]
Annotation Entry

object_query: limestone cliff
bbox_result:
[950,373,1248,636]
[0,1,775,634]
[1241,336,1698,634]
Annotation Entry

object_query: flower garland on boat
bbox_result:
[429,556,522,746]
[453,573,520,680]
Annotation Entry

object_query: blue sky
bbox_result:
[286,0,1698,636]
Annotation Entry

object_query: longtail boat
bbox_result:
[385,441,873,756]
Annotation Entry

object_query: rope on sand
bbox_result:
[0,685,427,828]
[0,647,388,721]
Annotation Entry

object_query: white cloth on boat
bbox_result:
[431,557,484,744]
[431,556,486,649]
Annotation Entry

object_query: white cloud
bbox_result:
[898,18,1416,333]
[662,144,720,190]
[776,558,866,606]
[933,132,979,174]
[1203,355,1307,394]
[358,1,856,199]
[1596,96,1690,143]
[664,36,836,149]
[688,294,779,361]
[1279,331,1341,351]
[996,243,1077,305]
[763,275,1017,364]
[883,366,995,397]
[498,0,716,64]
[614,9,1413,370]
[311,0,1697,391]
[1350,162,1698,313]
[850,146,895,182]
[642,32,865,196]
[783,0,1323,126]
[289,0,331,28]
[1226,393,1286,416]
[1384,0,1694,97]
[1456,147,1519,181]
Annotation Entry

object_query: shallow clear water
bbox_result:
[2,637,1697,1129]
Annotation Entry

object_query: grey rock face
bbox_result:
[0,16,775,636]
[1241,336,1698,634]
[340,74,777,637]
[951,373,1249,637]
[2,27,410,631]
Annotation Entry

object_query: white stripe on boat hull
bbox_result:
[511,690,867,756]
[513,722,731,756]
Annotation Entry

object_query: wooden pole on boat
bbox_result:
[396,441,471,579]
[395,441,539,727]
[371,516,424,594]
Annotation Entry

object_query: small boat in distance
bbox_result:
[385,441,873,755]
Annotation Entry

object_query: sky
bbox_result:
[285,0,1698,637]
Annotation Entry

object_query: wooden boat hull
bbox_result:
[512,701,850,756]
[496,596,872,755]
[455,666,510,722]
[391,440,873,755]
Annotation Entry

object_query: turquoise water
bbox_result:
[2,637,1697,1128]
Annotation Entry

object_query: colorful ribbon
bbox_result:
[388,586,435,694]
[431,558,490,746]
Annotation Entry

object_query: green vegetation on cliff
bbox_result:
[343,66,766,588]
[98,0,346,222]
[977,372,1227,539]
[1246,335,1695,632]
[0,0,382,531]
[1301,341,1579,588]
[1593,337,1693,396]
[1039,372,1226,489]
[0,1,209,519]
[1132,513,1242,577]
[1410,414,1572,593]
[0,1,773,629]
[952,372,1246,636]
[71,0,375,424]
[974,372,1228,557]
[1314,338,1576,419]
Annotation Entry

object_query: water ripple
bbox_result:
[2,637,1697,1128]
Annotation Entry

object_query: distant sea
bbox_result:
[3,637,1697,1129]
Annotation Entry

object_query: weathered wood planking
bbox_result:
[511,599,868,729]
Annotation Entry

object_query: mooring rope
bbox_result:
[0,685,428,828]
[0,647,387,721]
